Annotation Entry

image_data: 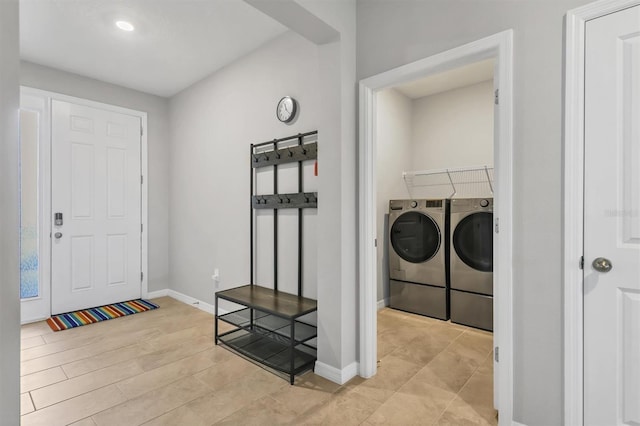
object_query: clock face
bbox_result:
[277,96,297,123]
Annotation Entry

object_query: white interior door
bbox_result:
[51,100,142,314]
[584,5,640,425]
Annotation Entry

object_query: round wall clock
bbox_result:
[276,96,297,123]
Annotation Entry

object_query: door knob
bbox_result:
[54,232,63,239]
[592,257,612,273]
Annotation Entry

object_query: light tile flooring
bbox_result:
[20,297,497,425]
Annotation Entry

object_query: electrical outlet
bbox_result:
[212,268,220,287]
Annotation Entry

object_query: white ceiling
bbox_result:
[19,0,289,97]
[394,58,494,99]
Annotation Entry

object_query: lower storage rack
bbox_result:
[215,285,317,384]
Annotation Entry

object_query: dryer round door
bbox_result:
[452,212,493,272]
[390,211,441,263]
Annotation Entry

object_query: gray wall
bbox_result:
[169,14,359,375]
[0,0,21,423]
[20,62,171,293]
[305,0,358,377]
[356,1,590,424]
[169,31,320,304]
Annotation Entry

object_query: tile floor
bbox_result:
[20,297,497,425]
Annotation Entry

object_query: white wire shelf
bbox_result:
[402,165,494,199]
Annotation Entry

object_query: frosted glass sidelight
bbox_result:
[20,109,40,299]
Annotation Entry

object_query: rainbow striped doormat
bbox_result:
[46,299,159,332]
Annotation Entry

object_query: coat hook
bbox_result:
[274,149,281,159]
[287,147,293,157]
[253,154,259,163]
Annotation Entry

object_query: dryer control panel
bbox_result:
[389,199,445,211]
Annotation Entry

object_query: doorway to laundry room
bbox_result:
[358,30,514,424]
[378,59,496,422]
[377,59,494,323]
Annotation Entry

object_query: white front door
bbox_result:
[51,100,142,314]
[584,5,640,425]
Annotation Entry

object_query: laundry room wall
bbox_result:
[411,80,494,171]
[19,61,172,293]
[376,88,413,304]
[408,80,494,200]
[169,31,320,306]
[357,0,593,424]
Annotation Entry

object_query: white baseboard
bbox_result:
[145,289,231,316]
[21,315,49,325]
[314,361,359,385]
[145,289,169,299]
[165,289,216,315]
[377,298,389,310]
[512,421,527,426]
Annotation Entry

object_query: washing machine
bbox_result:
[388,199,448,320]
[449,197,493,331]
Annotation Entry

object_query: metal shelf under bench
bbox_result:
[215,284,317,384]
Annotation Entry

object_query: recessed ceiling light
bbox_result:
[115,20,135,32]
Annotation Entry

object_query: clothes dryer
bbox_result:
[449,197,493,331]
[388,199,448,320]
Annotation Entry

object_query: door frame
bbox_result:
[563,0,640,424]
[358,30,514,423]
[19,86,149,323]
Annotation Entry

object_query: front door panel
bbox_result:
[51,100,142,314]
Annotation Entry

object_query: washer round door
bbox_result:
[452,212,493,272]
[390,211,441,263]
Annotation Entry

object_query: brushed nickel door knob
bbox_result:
[592,257,612,273]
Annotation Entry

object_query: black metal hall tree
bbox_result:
[215,131,318,384]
